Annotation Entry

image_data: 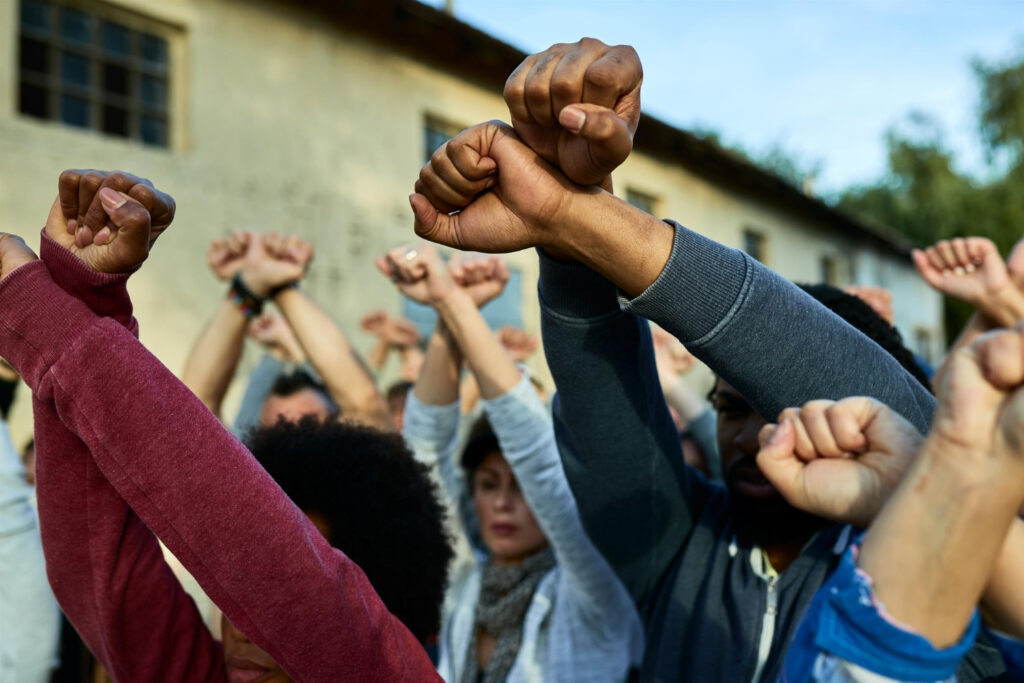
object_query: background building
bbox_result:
[0,0,941,443]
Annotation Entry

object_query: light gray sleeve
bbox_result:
[0,421,60,683]
[622,221,935,433]
[483,377,644,655]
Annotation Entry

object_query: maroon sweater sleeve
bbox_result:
[0,260,439,682]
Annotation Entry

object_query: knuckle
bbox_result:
[524,81,549,102]
[549,76,577,100]
[584,65,617,90]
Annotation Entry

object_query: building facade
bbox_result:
[0,0,942,442]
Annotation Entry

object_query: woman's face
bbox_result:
[472,451,549,565]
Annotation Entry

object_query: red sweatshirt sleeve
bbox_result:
[0,260,439,682]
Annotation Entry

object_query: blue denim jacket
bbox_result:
[780,536,1006,683]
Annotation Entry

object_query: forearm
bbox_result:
[0,265,436,681]
[434,289,520,399]
[367,338,390,372]
[276,288,391,429]
[859,440,1023,647]
[412,322,462,406]
[182,300,247,417]
[981,519,1024,639]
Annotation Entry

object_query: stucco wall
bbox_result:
[0,0,942,444]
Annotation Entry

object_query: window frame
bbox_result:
[16,0,176,147]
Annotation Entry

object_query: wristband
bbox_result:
[229,273,265,318]
[268,281,299,299]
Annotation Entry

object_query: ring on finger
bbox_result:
[404,248,418,261]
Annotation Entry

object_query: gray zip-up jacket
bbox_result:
[538,220,1005,683]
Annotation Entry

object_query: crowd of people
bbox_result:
[0,37,1022,683]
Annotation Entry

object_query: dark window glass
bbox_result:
[140,115,166,146]
[61,51,89,86]
[61,94,89,127]
[19,81,49,118]
[19,2,171,147]
[101,21,130,56]
[626,189,657,215]
[20,36,49,74]
[742,229,765,263]
[103,62,129,95]
[140,33,167,66]
[102,105,129,136]
[20,0,51,32]
[59,7,91,44]
[140,76,166,109]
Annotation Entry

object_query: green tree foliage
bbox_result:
[838,49,1024,342]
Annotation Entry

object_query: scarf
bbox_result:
[462,547,556,683]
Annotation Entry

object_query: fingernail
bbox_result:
[560,107,586,133]
[965,264,976,273]
[768,420,791,445]
[99,187,126,212]
[94,227,112,245]
[67,218,78,235]
[954,266,965,276]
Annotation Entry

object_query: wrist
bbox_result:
[979,285,1024,328]
[433,287,475,320]
[918,431,1024,493]
[229,272,265,319]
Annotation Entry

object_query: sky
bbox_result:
[422,0,1024,196]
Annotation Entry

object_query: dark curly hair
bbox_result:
[246,416,452,641]
[797,283,932,391]
[269,370,337,408]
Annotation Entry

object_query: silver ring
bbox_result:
[404,248,418,261]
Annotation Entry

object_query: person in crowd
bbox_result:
[406,38,1006,680]
[382,242,642,682]
[0,381,60,682]
[0,169,451,681]
[755,327,1024,681]
[184,229,391,432]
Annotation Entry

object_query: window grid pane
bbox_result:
[17,0,170,147]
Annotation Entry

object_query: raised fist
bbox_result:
[375,243,457,306]
[756,397,923,527]
[447,252,510,308]
[912,237,1024,327]
[411,121,580,255]
[239,233,313,298]
[207,231,253,281]
[504,38,642,186]
[361,311,420,349]
[496,326,539,363]
[46,170,174,273]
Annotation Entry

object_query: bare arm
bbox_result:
[275,288,391,429]
[182,300,247,417]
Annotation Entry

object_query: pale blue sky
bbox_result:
[424,0,1024,196]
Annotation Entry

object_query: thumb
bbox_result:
[559,103,632,169]
[95,187,152,253]
[0,233,39,282]
[755,420,806,505]
[410,194,459,248]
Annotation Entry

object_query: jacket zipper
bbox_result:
[750,575,779,683]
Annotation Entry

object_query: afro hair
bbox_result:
[246,415,452,641]
[798,283,932,391]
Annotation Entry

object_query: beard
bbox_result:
[730,493,829,547]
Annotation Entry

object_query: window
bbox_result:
[742,229,766,263]
[17,0,171,146]
[626,188,658,215]
[820,255,838,285]
[423,115,463,162]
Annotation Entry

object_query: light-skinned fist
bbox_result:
[207,231,253,281]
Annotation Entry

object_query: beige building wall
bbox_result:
[0,0,941,444]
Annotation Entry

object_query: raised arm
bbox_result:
[13,176,440,681]
[181,231,253,418]
[240,233,392,430]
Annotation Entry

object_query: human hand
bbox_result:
[928,324,1024,482]
[913,237,1024,327]
[239,233,313,298]
[652,325,695,386]
[496,326,539,362]
[374,243,458,306]
[361,311,420,349]
[756,398,923,528]
[45,170,175,273]
[411,121,583,254]
[844,286,894,325]
[447,252,510,308]
[504,38,642,186]
[0,234,39,283]
[207,231,253,281]
[248,312,306,363]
